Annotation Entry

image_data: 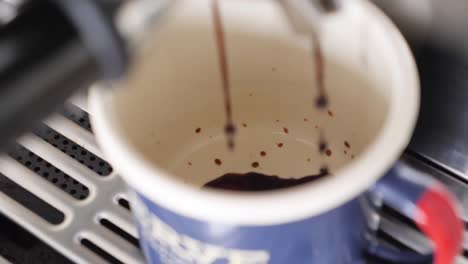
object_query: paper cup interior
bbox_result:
[112,0,394,188]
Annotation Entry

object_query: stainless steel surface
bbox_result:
[379,216,431,255]
[378,154,468,262]
[0,96,143,264]
[379,215,468,264]
[371,0,432,44]
[373,0,468,59]
[404,154,468,221]
[408,46,468,181]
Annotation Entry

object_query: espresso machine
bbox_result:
[1,0,468,263]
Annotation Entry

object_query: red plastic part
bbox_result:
[416,185,464,264]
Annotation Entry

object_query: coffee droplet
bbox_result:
[225,123,236,135]
[260,151,267,157]
[228,140,235,150]
[315,95,328,109]
[344,141,351,148]
[225,123,236,150]
[319,140,327,153]
[251,162,260,168]
[319,166,330,176]
[214,159,222,166]
[195,128,201,133]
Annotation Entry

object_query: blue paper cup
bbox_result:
[90,0,463,263]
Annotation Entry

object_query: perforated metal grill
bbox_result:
[0,96,143,264]
[34,124,112,177]
[60,103,92,132]
[7,144,89,201]
[0,172,65,224]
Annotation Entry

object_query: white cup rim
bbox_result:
[89,0,419,225]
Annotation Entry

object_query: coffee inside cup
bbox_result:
[113,0,389,192]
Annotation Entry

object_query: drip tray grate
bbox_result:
[0,97,143,264]
[0,96,467,263]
